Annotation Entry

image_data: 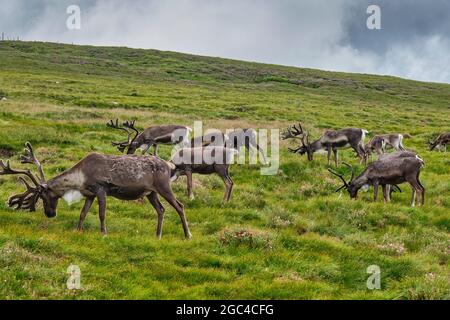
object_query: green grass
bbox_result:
[0,41,449,300]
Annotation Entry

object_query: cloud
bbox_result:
[0,0,449,83]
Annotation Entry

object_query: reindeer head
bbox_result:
[328,163,358,198]
[0,142,58,218]
[107,119,141,154]
[282,123,313,161]
[428,138,439,151]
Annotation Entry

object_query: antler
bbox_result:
[328,167,349,192]
[0,159,40,187]
[20,142,46,183]
[8,177,39,211]
[123,120,138,133]
[342,162,354,183]
[107,119,140,152]
[282,123,304,140]
[328,162,355,192]
[300,130,310,148]
[0,142,45,212]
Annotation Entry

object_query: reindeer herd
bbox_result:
[0,118,448,239]
[282,124,434,207]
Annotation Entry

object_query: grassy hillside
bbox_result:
[0,41,448,300]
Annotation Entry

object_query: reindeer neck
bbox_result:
[352,173,370,189]
[310,139,324,152]
[47,167,86,195]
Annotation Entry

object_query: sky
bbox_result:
[1,0,449,83]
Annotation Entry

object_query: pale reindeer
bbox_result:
[170,146,238,202]
[282,123,368,166]
[107,119,191,156]
[365,134,411,158]
[190,129,267,164]
[0,142,191,239]
[329,151,425,206]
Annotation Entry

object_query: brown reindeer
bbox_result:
[329,151,425,206]
[282,124,368,166]
[189,130,227,148]
[107,119,191,156]
[429,132,450,151]
[365,134,410,158]
[0,142,191,239]
[170,146,238,202]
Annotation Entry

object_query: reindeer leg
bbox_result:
[97,190,107,235]
[186,169,194,200]
[417,175,425,206]
[351,144,364,165]
[333,148,338,167]
[147,192,165,239]
[409,183,416,207]
[217,165,233,203]
[373,181,379,202]
[382,185,390,203]
[77,197,95,231]
[361,145,368,166]
[327,146,332,166]
[157,183,192,239]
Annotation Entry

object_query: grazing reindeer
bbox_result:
[282,124,368,166]
[429,132,450,151]
[190,129,267,164]
[225,129,267,164]
[190,130,227,148]
[107,119,191,156]
[170,146,238,202]
[365,134,410,158]
[0,142,191,239]
[328,152,425,206]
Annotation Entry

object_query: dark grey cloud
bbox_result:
[0,0,449,83]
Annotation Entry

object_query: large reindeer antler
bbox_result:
[8,177,40,211]
[20,142,46,183]
[282,123,313,154]
[107,119,140,153]
[328,162,354,192]
[0,142,45,212]
[281,123,304,140]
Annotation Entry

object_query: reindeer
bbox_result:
[189,130,227,148]
[429,132,450,151]
[107,119,191,156]
[190,129,267,164]
[365,134,410,158]
[225,129,267,164]
[328,152,425,206]
[0,142,191,239]
[282,124,368,166]
[170,146,238,202]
